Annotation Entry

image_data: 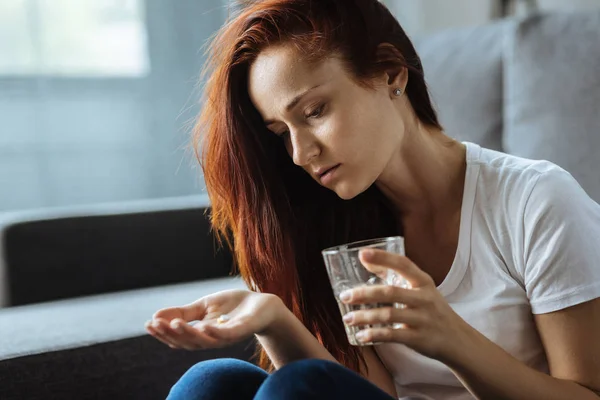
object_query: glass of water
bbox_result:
[322,236,408,346]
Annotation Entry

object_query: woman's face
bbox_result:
[248,44,406,200]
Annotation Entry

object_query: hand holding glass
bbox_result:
[322,236,408,346]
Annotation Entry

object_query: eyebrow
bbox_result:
[264,84,322,126]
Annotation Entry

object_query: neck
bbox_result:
[375,125,466,220]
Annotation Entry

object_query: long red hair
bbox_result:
[194,0,441,373]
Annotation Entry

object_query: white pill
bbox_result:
[217,314,230,324]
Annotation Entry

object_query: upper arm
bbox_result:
[523,169,600,392]
[360,347,398,398]
[522,169,600,314]
[534,298,600,393]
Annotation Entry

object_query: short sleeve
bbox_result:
[523,168,600,314]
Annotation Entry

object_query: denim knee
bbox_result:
[166,358,268,400]
[254,359,344,399]
[255,358,394,400]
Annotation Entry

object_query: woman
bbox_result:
[145,0,600,398]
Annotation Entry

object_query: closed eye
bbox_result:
[306,104,325,119]
[271,103,326,139]
[267,125,288,139]
[278,130,290,139]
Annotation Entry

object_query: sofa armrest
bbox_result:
[0,276,246,361]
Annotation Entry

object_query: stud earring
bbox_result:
[393,88,403,96]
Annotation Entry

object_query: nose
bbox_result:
[288,128,319,167]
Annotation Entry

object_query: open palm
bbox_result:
[146,289,279,350]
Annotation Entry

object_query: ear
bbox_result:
[376,43,409,94]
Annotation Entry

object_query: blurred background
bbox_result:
[1,0,223,211]
[1,0,599,212]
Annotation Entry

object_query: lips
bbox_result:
[319,164,341,184]
[319,165,338,177]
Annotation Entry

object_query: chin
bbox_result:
[332,181,370,200]
[335,190,356,200]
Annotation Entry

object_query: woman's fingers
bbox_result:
[359,249,434,288]
[159,319,199,350]
[168,319,221,350]
[354,326,418,345]
[152,308,183,322]
[340,284,424,307]
[145,319,181,349]
[152,298,208,323]
[343,306,423,327]
[146,318,219,350]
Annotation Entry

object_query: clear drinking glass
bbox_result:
[322,236,408,346]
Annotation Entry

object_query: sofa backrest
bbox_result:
[503,10,600,202]
[0,195,234,307]
[415,20,509,151]
[415,9,600,202]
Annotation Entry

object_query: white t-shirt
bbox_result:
[374,142,600,400]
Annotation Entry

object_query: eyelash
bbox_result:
[306,103,325,119]
[277,103,326,139]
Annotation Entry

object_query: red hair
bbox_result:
[194,0,441,373]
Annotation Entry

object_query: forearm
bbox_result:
[446,327,600,400]
[256,297,397,397]
[255,296,338,369]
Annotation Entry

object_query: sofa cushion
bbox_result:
[415,20,509,151]
[503,10,600,202]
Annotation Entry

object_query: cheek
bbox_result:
[343,111,390,164]
[350,112,399,182]
[320,99,395,162]
[322,111,368,157]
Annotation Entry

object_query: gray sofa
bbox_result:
[0,196,251,399]
[1,9,599,400]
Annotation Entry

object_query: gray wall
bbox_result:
[0,0,226,211]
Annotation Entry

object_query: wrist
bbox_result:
[257,293,289,336]
[456,331,496,376]
[439,319,483,369]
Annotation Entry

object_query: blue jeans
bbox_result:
[166,358,396,400]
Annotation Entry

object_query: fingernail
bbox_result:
[355,331,366,341]
[171,320,181,330]
[342,313,354,323]
[339,291,351,302]
[152,321,164,334]
[360,249,374,259]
